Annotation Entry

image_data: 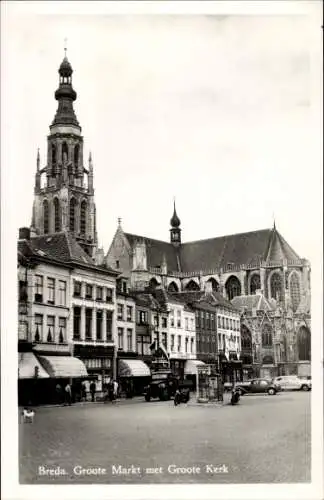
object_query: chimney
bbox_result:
[19,227,30,240]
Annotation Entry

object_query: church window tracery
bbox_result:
[69,198,77,232]
[54,198,61,232]
[270,272,283,302]
[80,201,87,234]
[262,323,273,347]
[290,272,301,312]
[225,276,241,300]
[43,200,49,234]
[250,274,261,295]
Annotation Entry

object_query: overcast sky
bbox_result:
[2,1,322,264]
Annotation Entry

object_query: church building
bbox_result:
[106,204,311,377]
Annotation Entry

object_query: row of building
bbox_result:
[17,52,311,405]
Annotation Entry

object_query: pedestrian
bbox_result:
[90,381,96,402]
[64,383,72,406]
[108,380,114,402]
[174,389,181,406]
[113,379,119,402]
[81,381,87,402]
[55,383,63,405]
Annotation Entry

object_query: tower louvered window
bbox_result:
[290,272,301,312]
[54,198,60,232]
[80,201,87,234]
[43,200,49,234]
[51,144,57,175]
[74,144,79,168]
[62,142,68,163]
[69,198,76,232]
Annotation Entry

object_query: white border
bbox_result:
[1,1,323,500]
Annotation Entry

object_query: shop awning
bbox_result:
[37,355,88,378]
[18,352,50,379]
[118,359,151,377]
[184,359,206,375]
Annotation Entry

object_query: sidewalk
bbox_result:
[19,396,145,410]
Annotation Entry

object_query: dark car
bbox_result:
[235,378,281,396]
[144,371,190,402]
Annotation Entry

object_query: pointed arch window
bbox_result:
[43,200,49,234]
[54,198,61,232]
[270,273,283,302]
[51,144,57,175]
[185,280,200,291]
[290,272,301,312]
[298,326,311,361]
[80,200,87,235]
[62,142,69,164]
[207,277,219,292]
[74,144,80,168]
[250,274,261,295]
[262,324,273,347]
[69,198,77,232]
[168,281,179,293]
[225,276,241,301]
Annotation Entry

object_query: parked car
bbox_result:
[235,378,281,396]
[143,371,190,402]
[272,375,311,391]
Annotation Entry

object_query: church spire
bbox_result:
[170,199,181,245]
[50,47,80,130]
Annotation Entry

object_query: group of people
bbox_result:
[55,379,119,405]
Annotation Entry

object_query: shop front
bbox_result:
[184,359,206,391]
[118,358,151,397]
[73,344,114,399]
[18,349,89,405]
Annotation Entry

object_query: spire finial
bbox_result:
[64,37,68,58]
[36,148,40,170]
[272,212,276,230]
[118,217,122,227]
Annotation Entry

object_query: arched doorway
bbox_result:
[168,281,179,293]
[225,276,241,301]
[298,326,311,361]
[206,277,219,292]
[185,280,200,291]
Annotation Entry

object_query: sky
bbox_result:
[1,1,322,266]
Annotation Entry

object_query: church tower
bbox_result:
[170,201,181,245]
[31,50,98,257]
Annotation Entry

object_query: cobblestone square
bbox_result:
[19,391,311,484]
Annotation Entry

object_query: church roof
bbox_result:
[124,227,300,273]
[124,233,180,271]
[231,294,274,312]
[18,232,118,275]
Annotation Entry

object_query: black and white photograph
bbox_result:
[1,1,323,500]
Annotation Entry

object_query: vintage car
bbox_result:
[273,375,311,391]
[143,371,190,402]
[234,378,281,396]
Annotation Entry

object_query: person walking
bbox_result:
[90,381,96,402]
[64,383,72,406]
[113,379,119,402]
[81,381,87,402]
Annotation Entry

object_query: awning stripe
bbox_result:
[37,355,88,378]
[18,352,50,379]
[184,360,206,375]
[118,359,151,377]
